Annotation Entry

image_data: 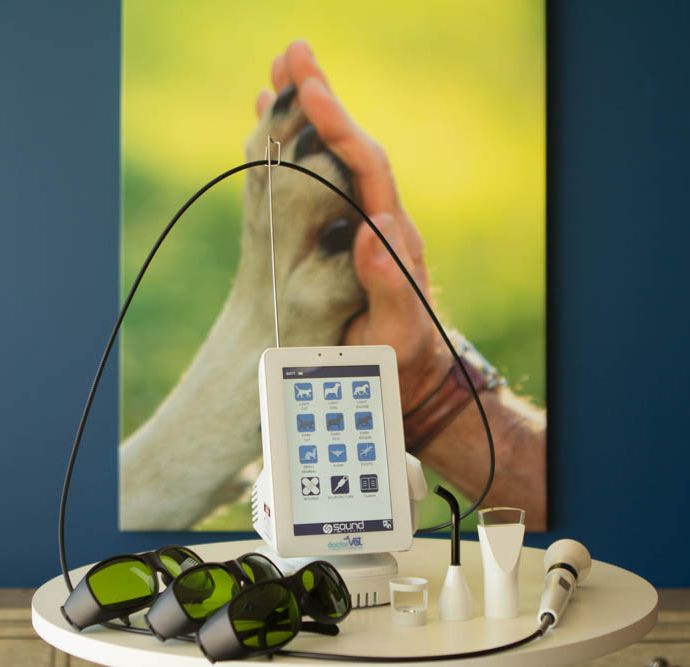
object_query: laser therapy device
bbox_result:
[57,138,596,662]
[252,345,428,606]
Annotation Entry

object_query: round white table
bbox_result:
[32,538,658,666]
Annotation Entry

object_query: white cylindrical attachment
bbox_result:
[477,508,525,619]
[389,577,428,627]
[438,565,473,621]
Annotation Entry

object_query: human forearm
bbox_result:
[419,388,547,530]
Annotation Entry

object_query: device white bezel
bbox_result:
[259,345,413,557]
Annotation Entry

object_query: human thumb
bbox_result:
[353,213,418,320]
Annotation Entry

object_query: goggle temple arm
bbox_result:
[301,620,339,636]
[223,559,253,587]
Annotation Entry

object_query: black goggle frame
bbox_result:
[61,545,202,631]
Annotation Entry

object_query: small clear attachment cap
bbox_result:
[389,577,428,627]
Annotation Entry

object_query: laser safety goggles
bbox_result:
[195,560,351,662]
[61,545,202,630]
[146,554,350,643]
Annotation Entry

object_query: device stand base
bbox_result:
[255,545,398,608]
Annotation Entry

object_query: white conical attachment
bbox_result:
[439,565,473,621]
[477,509,525,619]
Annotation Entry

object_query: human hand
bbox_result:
[256,40,452,412]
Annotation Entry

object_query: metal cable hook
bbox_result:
[265,135,282,347]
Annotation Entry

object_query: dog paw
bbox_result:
[240,85,365,345]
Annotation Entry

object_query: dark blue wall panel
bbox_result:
[1,0,689,587]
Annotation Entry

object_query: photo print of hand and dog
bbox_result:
[119,0,546,532]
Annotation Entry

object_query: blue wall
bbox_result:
[1,0,689,588]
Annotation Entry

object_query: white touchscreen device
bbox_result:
[253,345,413,557]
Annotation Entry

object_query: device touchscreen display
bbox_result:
[282,365,394,536]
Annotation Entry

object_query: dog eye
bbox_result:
[318,218,359,255]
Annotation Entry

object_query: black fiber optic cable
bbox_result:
[59,160,264,593]
[58,159,495,595]
[95,617,554,662]
[278,614,555,662]
[277,161,495,535]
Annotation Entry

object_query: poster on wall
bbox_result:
[119,0,546,532]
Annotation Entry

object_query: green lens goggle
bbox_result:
[196,560,351,662]
[60,545,202,631]
[145,554,350,643]
[145,552,282,639]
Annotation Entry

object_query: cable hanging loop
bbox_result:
[59,158,495,593]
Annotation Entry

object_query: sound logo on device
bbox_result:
[322,520,365,534]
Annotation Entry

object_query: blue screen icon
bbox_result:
[328,444,347,462]
[357,443,376,461]
[299,445,318,464]
[355,411,373,430]
[326,413,344,431]
[294,383,313,401]
[296,414,316,432]
[323,382,342,401]
[352,381,371,399]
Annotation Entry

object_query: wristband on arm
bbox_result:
[403,330,506,455]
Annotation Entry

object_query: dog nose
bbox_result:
[319,218,359,255]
